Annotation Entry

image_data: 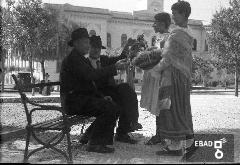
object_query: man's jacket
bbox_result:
[94,52,127,89]
[60,49,117,114]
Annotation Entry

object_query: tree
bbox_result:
[1,0,19,92]
[14,0,61,94]
[207,0,240,96]
[192,55,214,86]
[33,6,59,80]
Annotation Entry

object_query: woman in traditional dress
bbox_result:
[149,1,195,156]
[140,12,172,145]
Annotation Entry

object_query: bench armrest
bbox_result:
[28,100,66,116]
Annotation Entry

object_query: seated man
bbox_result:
[60,28,129,153]
[80,35,142,145]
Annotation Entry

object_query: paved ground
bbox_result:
[0,90,240,164]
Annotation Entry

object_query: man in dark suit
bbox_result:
[79,35,142,144]
[60,28,129,153]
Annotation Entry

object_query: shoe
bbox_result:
[86,145,115,153]
[181,143,199,162]
[145,135,164,145]
[130,122,143,131]
[185,142,199,153]
[115,133,138,144]
[79,134,89,144]
[156,147,183,156]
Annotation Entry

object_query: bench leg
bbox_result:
[23,130,31,163]
[66,132,73,164]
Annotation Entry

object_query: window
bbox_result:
[205,40,208,51]
[107,33,111,48]
[121,34,127,47]
[193,39,197,51]
[152,36,156,46]
[89,30,96,37]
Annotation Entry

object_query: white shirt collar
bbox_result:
[88,57,100,69]
[84,53,89,59]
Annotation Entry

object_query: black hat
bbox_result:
[68,28,89,47]
[89,35,106,49]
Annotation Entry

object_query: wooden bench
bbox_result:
[11,74,93,164]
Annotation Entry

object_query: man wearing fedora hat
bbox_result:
[60,28,129,153]
[79,35,142,145]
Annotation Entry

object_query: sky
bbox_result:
[4,0,231,25]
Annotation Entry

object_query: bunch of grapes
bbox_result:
[131,34,162,70]
[132,50,162,70]
[127,34,148,60]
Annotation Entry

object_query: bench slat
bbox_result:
[47,116,90,129]
[32,115,91,130]
[32,116,63,128]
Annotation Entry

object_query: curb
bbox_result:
[1,90,237,103]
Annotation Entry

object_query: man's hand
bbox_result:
[104,96,113,101]
[115,59,129,70]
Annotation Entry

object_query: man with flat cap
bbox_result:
[79,35,142,145]
[60,28,129,153]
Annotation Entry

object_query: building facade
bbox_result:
[4,0,209,84]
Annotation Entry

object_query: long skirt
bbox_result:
[140,70,161,116]
[157,67,194,145]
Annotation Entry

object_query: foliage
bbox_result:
[14,0,59,61]
[192,55,214,85]
[128,34,148,60]
[207,0,240,73]
[207,0,239,95]
[1,0,19,57]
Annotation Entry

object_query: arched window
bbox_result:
[121,34,127,47]
[107,33,111,48]
[205,40,208,51]
[152,36,156,46]
[89,30,96,37]
[193,39,197,51]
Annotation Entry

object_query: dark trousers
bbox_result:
[63,95,119,145]
[99,83,139,134]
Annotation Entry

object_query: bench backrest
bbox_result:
[11,74,61,124]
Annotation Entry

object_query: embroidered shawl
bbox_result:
[152,27,194,79]
[148,27,193,115]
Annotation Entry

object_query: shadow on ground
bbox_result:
[0,131,181,164]
[1,128,239,164]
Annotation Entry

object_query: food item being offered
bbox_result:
[127,34,148,60]
[132,49,162,70]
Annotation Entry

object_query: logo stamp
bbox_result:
[185,134,234,162]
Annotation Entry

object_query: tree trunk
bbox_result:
[1,54,5,92]
[40,60,45,81]
[29,54,35,96]
[235,63,239,97]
